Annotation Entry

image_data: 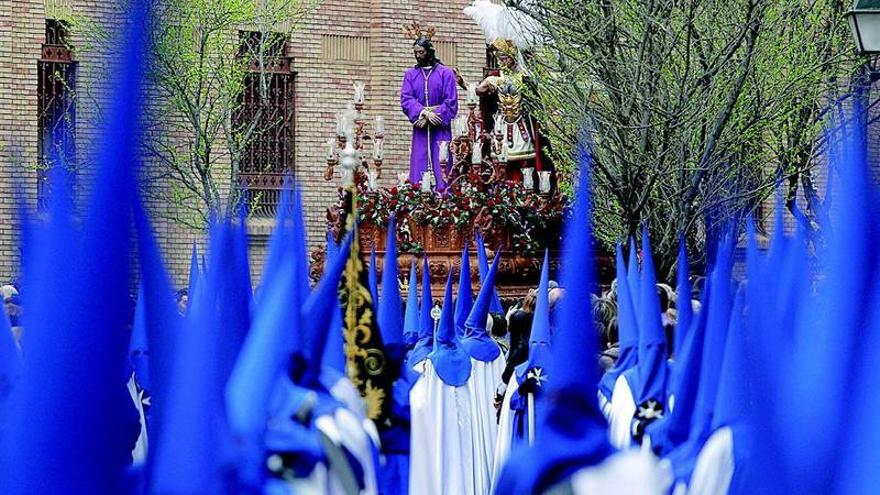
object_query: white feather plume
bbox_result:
[464,0,542,52]
[464,0,504,45]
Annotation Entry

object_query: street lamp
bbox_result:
[847,0,880,53]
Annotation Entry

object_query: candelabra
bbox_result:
[324,81,386,190]
[444,83,491,187]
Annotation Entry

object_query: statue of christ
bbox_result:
[400,30,459,191]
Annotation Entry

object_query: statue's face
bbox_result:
[413,45,430,66]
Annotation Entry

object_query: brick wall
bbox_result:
[249,0,488,284]
[0,0,43,281]
[0,0,488,288]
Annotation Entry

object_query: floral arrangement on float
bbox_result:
[327,168,569,255]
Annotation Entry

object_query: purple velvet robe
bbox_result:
[400,64,458,191]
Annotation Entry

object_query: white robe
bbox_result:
[687,426,734,495]
[327,374,381,449]
[267,378,379,495]
[127,374,148,464]
[467,355,505,494]
[331,408,379,495]
[490,374,519,489]
[409,359,476,495]
[599,390,613,420]
[569,448,673,495]
[608,374,637,449]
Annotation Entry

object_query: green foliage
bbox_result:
[511,0,861,277]
[74,0,318,229]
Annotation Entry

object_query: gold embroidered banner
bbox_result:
[339,192,393,424]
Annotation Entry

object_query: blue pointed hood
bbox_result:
[634,225,669,406]
[712,288,747,430]
[257,187,293,301]
[291,189,311,299]
[476,233,504,314]
[408,256,434,367]
[428,273,472,386]
[454,243,474,339]
[128,283,151,391]
[419,256,434,339]
[403,258,420,347]
[211,217,253,393]
[153,229,232,494]
[462,250,503,362]
[227,182,307,448]
[187,240,200,312]
[665,237,735,483]
[369,243,380,313]
[233,203,254,303]
[520,249,552,391]
[768,120,875,493]
[320,232,346,375]
[226,258,296,487]
[674,236,692,358]
[646,279,712,456]
[496,141,612,494]
[691,236,735,437]
[378,215,403,346]
[302,233,354,388]
[530,249,552,347]
[598,243,639,400]
[627,236,640,313]
[132,200,182,452]
[1,3,149,489]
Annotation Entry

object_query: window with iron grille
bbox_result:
[38,19,77,207]
[235,31,296,218]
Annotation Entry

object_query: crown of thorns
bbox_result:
[402,21,435,41]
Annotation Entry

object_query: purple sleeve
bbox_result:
[435,68,459,125]
[400,71,424,123]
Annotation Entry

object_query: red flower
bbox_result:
[488,199,497,208]
[390,187,399,196]
[390,199,398,208]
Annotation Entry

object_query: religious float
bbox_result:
[313,22,612,302]
[312,80,569,303]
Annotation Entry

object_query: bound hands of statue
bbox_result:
[426,111,442,126]
[417,108,442,127]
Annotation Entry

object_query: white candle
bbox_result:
[335,112,344,136]
[454,116,468,137]
[438,141,449,163]
[373,139,384,161]
[472,141,482,164]
[367,169,379,191]
[353,81,366,104]
[421,171,433,193]
[375,115,385,135]
[467,83,478,105]
[522,167,535,190]
[326,138,336,160]
[539,171,552,194]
